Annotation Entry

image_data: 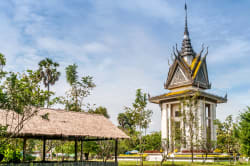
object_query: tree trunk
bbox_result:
[47,84,50,108]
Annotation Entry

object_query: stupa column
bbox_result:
[167,104,172,151]
[161,103,167,140]
[202,101,206,140]
[211,103,217,141]
[197,100,203,140]
[180,102,186,151]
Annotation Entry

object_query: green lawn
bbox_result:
[118,161,249,166]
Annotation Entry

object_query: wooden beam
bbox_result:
[75,139,78,161]
[11,135,121,142]
[115,139,118,164]
[22,138,27,162]
[84,138,114,141]
[42,138,46,162]
[80,140,83,161]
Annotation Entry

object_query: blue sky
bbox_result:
[1,0,250,132]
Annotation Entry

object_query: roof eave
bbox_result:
[150,91,227,104]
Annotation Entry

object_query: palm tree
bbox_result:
[38,58,60,108]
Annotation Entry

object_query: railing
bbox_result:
[0,161,118,166]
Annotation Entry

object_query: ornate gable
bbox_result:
[193,59,210,89]
[165,58,193,90]
[165,47,211,90]
[170,66,189,86]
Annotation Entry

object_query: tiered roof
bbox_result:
[164,3,210,90]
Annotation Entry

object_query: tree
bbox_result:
[0,70,49,161]
[178,92,200,162]
[160,138,170,166]
[0,53,6,81]
[64,64,95,112]
[215,115,240,154]
[142,132,161,151]
[96,140,113,163]
[88,106,111,160]
[38,58,60,108]
[0,70,49,131]
[53,65,96,161]
[117,111,135,135]
[124,89,152,166]
[0,53,6,72]
[239,107,250,157]
[199,134,216,162]
[88,106,110,119]
[65,64,78,86]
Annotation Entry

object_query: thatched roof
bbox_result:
[0,108,129,140]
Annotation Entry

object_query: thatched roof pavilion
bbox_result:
[0,108,129,163]
[0,108,129,140]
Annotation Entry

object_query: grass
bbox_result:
[118,161,249,166]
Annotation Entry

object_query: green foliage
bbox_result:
[131,89,152,130]
[239,107,250,156]
[142,132,161,151]
[117,89,152,159]
[1,71,49,111]
[83,141,98,154]
[0,54,49,158]
[118,89,152,135]
[0,53,6,79]
[96,140,114,162]
[3,148,21,162]
[0,53,6,67]
[63,64,96,112]
[41,113,50,121]
[88,106,110,119]
[65,64,78,86]
[214,115,240,153]
[117,112,135,135]
[0,139,23,162]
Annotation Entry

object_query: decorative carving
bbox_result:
[170,67,188,85]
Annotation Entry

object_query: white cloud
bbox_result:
[208,39,250,64]
[36,37,110,64]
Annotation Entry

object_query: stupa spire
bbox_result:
[184,2,189,38]
[181,1,194,58]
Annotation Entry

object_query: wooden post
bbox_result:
[80,140,83,161]
[42,138,46,162]
[115,139,118,164]
[22,138,27,162]
[75,139,78,161]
